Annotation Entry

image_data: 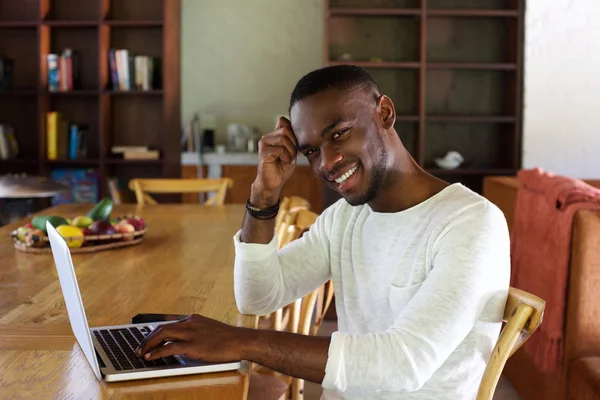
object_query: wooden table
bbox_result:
[0,204,257,399]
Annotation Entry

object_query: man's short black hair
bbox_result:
[289,64,380,112]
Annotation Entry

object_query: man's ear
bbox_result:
[377,95,396,129]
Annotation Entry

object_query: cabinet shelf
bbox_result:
[41,21,98,27]
[106,159,163,165]
[103,20,163,27]
[329,8,421,17]
[0,89,38,96]
[427,62,517,70]
[328,8,519,18]
[328,61,420,69]
[0,158,38,164]
[103,90,163,96]
[43,90,99,96]
[0,21,37,28]
[427,10,519,18]
[44,159,100,166]
[427,115,516,123]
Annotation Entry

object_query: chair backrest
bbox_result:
[277,208,318,249]
[275,196,310,239]
[276,209,330,400]
[476,287,545,400]
[128,178,233,206]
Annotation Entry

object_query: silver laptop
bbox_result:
[46,221,242,382]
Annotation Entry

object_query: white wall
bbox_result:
[523,0,600,179]
[181,0,324,143]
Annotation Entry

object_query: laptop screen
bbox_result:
[47,222,103,381]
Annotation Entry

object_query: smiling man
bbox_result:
[137,65,511,399]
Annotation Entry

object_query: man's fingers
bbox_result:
[275,116,291,130]
[272,117,298,147]
[260,134,297,163]
[261,145,294,165]
[144,342,187,361]
[136,324,187,356]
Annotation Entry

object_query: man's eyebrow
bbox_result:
[297,118,344,152]
[298,118,344,152]
[321,118,344,138]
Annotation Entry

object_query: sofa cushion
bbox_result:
[569,357,600,400]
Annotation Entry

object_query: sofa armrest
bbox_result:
[569,358,600,400]
[565,210,600,364]
[482,176,519,233]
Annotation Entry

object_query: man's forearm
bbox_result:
[239,328,331,383]
[239,183,280,244]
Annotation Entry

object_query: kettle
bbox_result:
[227,124,254,152]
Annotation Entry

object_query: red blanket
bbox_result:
[511,168,600,372]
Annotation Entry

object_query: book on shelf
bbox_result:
[0,55,14,91]
[109,48,161,91]
[111,146,160,160]
[50,168,99,205]
[46,112,88,160]
[0,124,19,160]
[47,49,81,92]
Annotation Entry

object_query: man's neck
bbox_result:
[367,154,449,213]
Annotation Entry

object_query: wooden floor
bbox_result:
[304,321,521,400]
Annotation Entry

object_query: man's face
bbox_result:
[290,88,389,206]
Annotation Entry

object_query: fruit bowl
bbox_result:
[8,198,148,254]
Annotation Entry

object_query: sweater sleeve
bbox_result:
[321,201,510,393]
[233,205,334,316]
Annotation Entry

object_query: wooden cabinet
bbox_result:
[0,0,181,199]
[181,164,325,213]
[325,0,524,193]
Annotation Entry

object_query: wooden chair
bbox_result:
[476,287,545,400]
[128,178,233,206]
[269,209,320,332]
[249,208,326,400]
[275,196,310,240]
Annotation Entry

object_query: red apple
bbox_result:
[126,217,145,231]
[89,220,117,235]
[116,223,135,241]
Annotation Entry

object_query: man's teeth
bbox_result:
[335,166,358,184]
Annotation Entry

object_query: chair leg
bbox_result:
[291,377,304,400]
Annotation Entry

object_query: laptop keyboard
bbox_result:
[93,326,180,371]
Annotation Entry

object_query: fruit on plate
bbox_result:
[56,225,84,248]
[32,215,69,233]
[15,226,32,242]
[125,216,145,231]
[115,222,135,241]
[72,215,94,229]
[89,219,117,235]
[24,229,46,248]
[86,198,113,221]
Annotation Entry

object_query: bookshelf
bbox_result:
[324,0,524,194]
[0,0,181,200]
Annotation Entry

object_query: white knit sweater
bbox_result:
[233,183,510,399]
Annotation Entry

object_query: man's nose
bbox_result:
[319,145,343,177]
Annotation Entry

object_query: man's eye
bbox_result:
[332,128,350,140]
[306,148,319,156]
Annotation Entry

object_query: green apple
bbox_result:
[72,215,94,229]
